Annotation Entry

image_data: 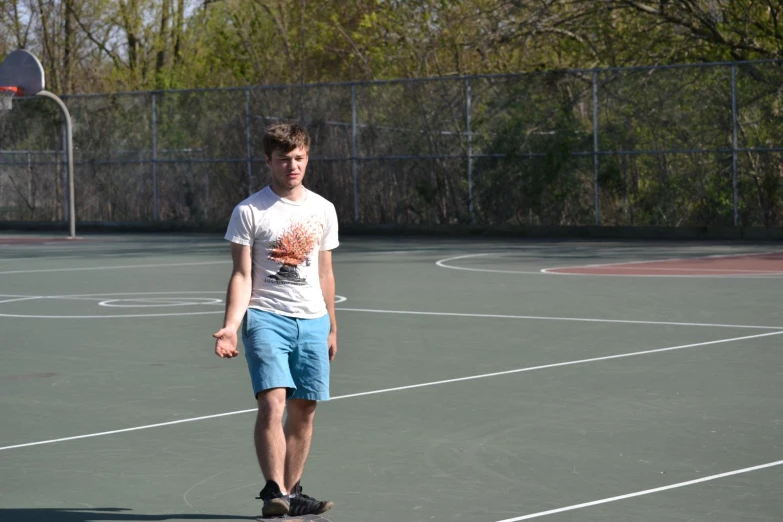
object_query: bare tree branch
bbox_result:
[65,1,124,69]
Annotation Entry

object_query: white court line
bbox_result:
[0,298,780,329]
[0,296,45,305]
[0,260,227,275]
[541,270,783,279]
[494,459,783,521]
[2,304,781,329]
[437,253,783,278]
[335,307,783,330]
[1,329,781,452]
[0,291,227,318]
[436,253,544,274]
[541,269,783,279]
[552,250,783,269]
[0,293,780,328]
[0,252,142,262]
[541,250,783,278]
[597,267,783,273]
[0,292,346,318]
[0,311,224,319]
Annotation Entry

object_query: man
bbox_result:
[213,122,338,518]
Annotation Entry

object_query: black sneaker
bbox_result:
[288,481,334,516]
[256,480,289,518]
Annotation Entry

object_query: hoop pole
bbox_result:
[36,90,75,238]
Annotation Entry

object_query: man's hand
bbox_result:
[213,328,239,358]
[327,331,337,362]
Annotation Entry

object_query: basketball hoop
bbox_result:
[1,49,76,239]
[0,86,22,111]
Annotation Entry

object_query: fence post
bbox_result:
[731,64,739,227]
[151,93,159,221]
[61,122,68,222]
[592,69,600,226]
[351,84,359,223]
[465,77,474,222]
[246,88,254,196]
[27,151,32,206]
[204,167,210,220]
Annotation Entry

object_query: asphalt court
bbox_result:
[0,234,781,521]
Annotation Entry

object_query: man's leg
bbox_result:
[242,310,299,516]
[284,398,333,515]
[255,387,289,491]
[283,315,334,515]
[284,398,317,492]
[243,310,297,488]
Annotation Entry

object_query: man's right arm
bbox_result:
[213,243,253,358]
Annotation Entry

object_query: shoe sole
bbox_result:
[266,515,332,522]
[288,500,334,517]
[261,498,290,517]
[298,500,334,512]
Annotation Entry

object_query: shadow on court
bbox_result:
[0,508,256,522]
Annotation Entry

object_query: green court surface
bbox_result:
[0,234,781,522]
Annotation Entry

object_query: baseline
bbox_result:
[0,260,228,275]
[2,329,780,452]
[335,307,783,330]
[0,291,347,318]
[494,459,783,521]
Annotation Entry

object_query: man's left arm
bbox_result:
[319,249,337,361]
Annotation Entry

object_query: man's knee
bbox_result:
[287,399,317,424]
[256,388,288,423]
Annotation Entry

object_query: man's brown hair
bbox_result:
[263,123,310,158]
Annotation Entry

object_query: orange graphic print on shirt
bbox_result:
[265,218,323,285]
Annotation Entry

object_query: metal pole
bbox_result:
[37,90,75,238]
[246,88,254,196]
[61,123,67,223]
[731,64,739,227]
[27,150,31,206]
[466,77,473,222]
[592,69,600,226]
[151,93,159,221]
[351,84,359,223]
[205,170,210,220]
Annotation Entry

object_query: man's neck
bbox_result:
[270,183,306,202]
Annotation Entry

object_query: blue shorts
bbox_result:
[241,308,331,401]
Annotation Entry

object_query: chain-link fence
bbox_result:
[1,60,782,228]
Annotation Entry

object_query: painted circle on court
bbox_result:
[435,252,544,275]
[99,297,224,308]
[0,291,347,318]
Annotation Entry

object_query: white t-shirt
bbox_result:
[224,186,339,318]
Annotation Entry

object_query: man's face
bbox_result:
[267,146,309,191]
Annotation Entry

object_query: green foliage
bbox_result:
[3,1,782,90]
[2,1,782,226]
[472,73,594,225]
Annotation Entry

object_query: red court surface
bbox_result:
[544,251,783,276]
